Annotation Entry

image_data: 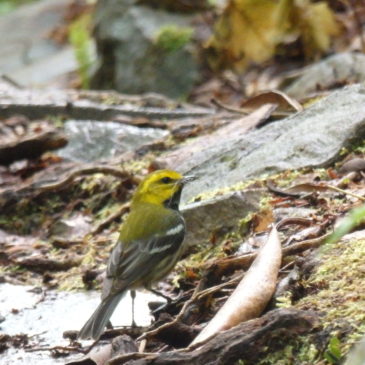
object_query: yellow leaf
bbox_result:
[292,0,340,55]
[208,0,289,70]
[208,0,340,70]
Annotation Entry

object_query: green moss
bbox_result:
[190,169,302,203]
[0,194,64,234]
[346,139,365,154]
[256,338,318,364]
[257,236,365,364]
[296,238,365,358]
[154,25,193,52]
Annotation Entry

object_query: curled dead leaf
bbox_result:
[240,90,303,113]
[339,158,365,174]
[191,226,282,346]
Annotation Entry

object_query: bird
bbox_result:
[78,169,194,340]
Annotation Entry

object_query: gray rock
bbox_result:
[91,0,200,98]
[182,190,263,247]
[57,119,169,162]
[0,0,90,87]
[284,53,365,99]
[181,84,365,202]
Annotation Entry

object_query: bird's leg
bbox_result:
[106,320,113,329]
[130,290,137,327]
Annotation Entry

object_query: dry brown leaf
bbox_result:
[207,0,288,70]
[285,182,330,194]
[339,158,365,174]
[191,225,282,346]
[240,90,303,112]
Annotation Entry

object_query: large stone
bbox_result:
[173,84,365,202]
[182,190,263,247]
[284,53,365,99]
[57,119,168,162]
[0,0,88,87]
[91,0,200,98]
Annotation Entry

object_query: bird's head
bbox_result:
[132,170,194,209]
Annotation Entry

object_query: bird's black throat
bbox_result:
[163,188,182,210]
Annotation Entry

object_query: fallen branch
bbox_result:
[14,255,82,273]
[26,345,85,354]
[31,166,132,194]
[109,309,318,365]
[138,277,241,342]
[91,203,130,235]
[0,165,134,208]
[206,232,331,278]
[0,129,67,165]
[0,88,213,121]
[267,180,365,202]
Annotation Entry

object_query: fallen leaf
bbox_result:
[240,90,303,113]
[191,225,282,346]
[339,158,365,174]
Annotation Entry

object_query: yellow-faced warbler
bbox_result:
[78,169,194,340]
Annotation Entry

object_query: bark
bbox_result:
[108,308,318,365]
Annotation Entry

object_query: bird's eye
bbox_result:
[161,176,172,184]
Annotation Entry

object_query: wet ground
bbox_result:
[0,283,160,364]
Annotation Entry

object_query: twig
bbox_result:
[0,165,133,207]
[33,166,131,193]
[26,345,86,354]
[211,98,249,115]
[325,184,365,202]
[138,294,196,341]
[282,232,331,255]
[205,232,331,276]
[138,275,242,342]
[108,352,157,364]
[91,203,130,235]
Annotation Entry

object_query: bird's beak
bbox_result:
[180,175,196,185]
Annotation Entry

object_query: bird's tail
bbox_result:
[78,292,125,340]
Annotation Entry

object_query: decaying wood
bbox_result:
[0,129,67,165]
[108,309,318,365]
[29,165,132,193]
[191,226,282,346]
[148,313,201,348]
[0,165,133,208]
[15,255,82,273]
[206,232,331,278]
[0,88,214,121]
[91,203,130,235]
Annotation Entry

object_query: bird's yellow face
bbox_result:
[132,170,187,208]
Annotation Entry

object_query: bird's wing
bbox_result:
[103,214,185,296]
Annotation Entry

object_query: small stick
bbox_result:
[211,98,250,115]
[91,203,130,235]
[33,165,131,193]
[26,345,86,353]
[324,184,365,202]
